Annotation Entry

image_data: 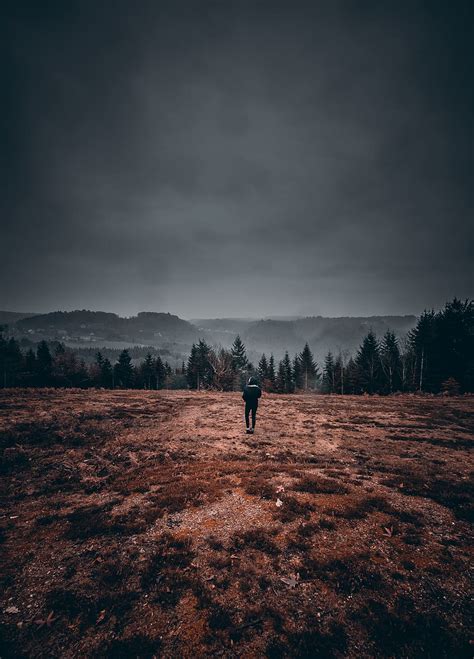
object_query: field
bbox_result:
[0,390,473,658]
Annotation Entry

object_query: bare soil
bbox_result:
[0,389,473,658]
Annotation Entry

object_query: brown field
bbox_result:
[0,389,473,658]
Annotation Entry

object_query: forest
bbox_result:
[0,299,472,395]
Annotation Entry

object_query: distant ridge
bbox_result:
[13,310,198,345]
[3,308,417,365]
[0,311,39,325]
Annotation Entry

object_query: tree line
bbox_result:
[0,299,472,394]
[321,298,473,395]
[0,337,184,390]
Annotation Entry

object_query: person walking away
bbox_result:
[242,376,262,434]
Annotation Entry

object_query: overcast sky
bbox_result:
[2,1,472,318]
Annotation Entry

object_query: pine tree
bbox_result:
[275,360,286,393]
[282,352,293,393]
[186,340,213,389]
[198,339,214,387]
[292,354,303,390]
[114,349,134,389]
[267,354,276,392]
[186,344,199,389]
[398,337,414,392]
[2,337,23,387]
[258,353,268,381]
[345,357,358,394]
[36,340,53,386]
[54,347,78,387]
[155,355,166,389]
[90,351,104,387]
[408,310,436,392]
[76,359,90,388]
[334,353,346,394]
[23,348,37,385]
[433,298,474,393]
[0,331,6,387]
[231,335,248,371]
[140,353,155,389]
[380,330,402,393]
[299,343,318,390]
[100,357,113,388]
[355,331,381,394]
[322,352,335,393]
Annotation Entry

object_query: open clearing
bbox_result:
[0,390,473,658]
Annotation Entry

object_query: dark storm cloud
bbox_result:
[1,1,472,317]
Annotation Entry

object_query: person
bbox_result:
[242,376,262,434]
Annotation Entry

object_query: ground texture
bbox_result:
[0,389,473,658]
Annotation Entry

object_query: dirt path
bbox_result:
[0,390,472,658]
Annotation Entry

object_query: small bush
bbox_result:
[294,476,348,495]
[232,528,280,555]
[274,496,313,523]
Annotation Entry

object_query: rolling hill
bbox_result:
[4,309,417,366]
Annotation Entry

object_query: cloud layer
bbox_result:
[2,1,472,317]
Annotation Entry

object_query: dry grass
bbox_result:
[0,389,472,658]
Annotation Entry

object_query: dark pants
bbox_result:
[245,403,258,429]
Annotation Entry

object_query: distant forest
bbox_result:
[1,299,472,395]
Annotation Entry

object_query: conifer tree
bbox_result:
[399,337,414,392]
[95,351,104,368]
[54,343,65,357]
[345,357,358,394]
[23,348,37,385]
[380,330,402,393]
[275,360,286,393]
[0,330,6,387]
[140,353,155,389]
[355,331,381,394]
[100,357,113,388]
[114,349,134,389]
[54,347,78,387]
[322,352,335,393]
[299,343,318,390]
[292,354,303,390]
[75,359,90,388]
[334,353,345,394]
[408,310,435,391]
[186,344,199,389]
[258,353,268,381]
[36,340,53,386]
[90,351,104,387]
[267,354,276,392]
[432,298,473,393]
[282,351,293,393]
[186,340,213,389]
[231,335,248,371]
[2,337,23,387]
[155,355,166,389]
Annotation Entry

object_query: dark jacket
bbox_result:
[242,384,262,406]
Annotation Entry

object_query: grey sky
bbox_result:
[2,1,472,318]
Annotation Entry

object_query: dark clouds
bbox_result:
[2,1,473,317]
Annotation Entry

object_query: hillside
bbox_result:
[201,315,417,362]
[0,311,38,325]
[5,310,416,366]
[13,310,199,348]
[0,390,472,657]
